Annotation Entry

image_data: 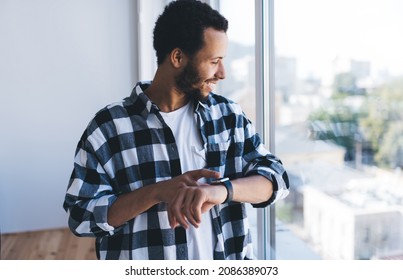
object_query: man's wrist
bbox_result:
[211,177,233,203]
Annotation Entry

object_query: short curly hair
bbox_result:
[153,0,228,65]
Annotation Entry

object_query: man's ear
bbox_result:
[170,48,185,68]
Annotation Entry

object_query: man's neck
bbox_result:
[144,69,189,112]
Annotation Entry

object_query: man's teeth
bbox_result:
[207,82,216,90]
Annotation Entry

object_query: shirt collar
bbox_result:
[130,81,159,119]
[131,81,214,117]
[194,94,215,113]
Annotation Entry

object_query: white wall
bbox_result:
[0,0,138,233]
[136,0,167,80]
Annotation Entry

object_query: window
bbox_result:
[218,0,256,122]
[274,0,403,260]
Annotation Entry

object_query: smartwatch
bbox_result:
[211,177,233,204]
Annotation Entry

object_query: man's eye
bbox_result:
[212,61,219,65]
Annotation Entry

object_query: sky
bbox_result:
[221,0,403,79]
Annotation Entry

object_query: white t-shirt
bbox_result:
[160,101,215,260]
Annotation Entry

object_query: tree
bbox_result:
[360,77,403,168]
[309,74,403,168]
[309,104,361,162]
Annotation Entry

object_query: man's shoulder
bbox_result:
[206,93,243,115]
[91,98,130,124]
[87,94,144,134]
[92,81,149,118]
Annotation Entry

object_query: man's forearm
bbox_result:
[230,175,273,204]
[107,183,160,228]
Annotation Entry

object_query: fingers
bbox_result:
[187,169,221,181]
[166,169,221,229]
[173,169,220,188]
[183,188,203,227]
[168,187,189,229]
[168,186,204,229]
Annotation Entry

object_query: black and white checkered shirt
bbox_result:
[63,81,289,260]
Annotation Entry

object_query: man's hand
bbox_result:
[156,169,224,229]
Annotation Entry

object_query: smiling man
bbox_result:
[63,0,289,260]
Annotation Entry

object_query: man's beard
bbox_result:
[175,61,206,101]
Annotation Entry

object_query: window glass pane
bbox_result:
[275,0,403,259]
[219,0,259,257]
[218,0,256,123]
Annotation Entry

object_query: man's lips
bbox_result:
[204,80,218,92]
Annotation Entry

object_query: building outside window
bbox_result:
[274,0,403,260]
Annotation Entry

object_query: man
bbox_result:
[63,0,289,260]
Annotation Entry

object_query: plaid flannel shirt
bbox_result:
[63,81,289,260]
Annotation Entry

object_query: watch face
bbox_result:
[211,178,229,184]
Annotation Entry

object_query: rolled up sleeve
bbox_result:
[243,129,290,207]
[63,140,120,237]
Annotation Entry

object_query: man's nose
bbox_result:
[215,60,226,80]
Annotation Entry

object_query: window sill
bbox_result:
[275,221,322,260]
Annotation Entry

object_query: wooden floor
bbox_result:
[1,228,97,260]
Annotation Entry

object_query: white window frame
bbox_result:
[255,0,276,260]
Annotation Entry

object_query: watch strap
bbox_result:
[221,178,233,204]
